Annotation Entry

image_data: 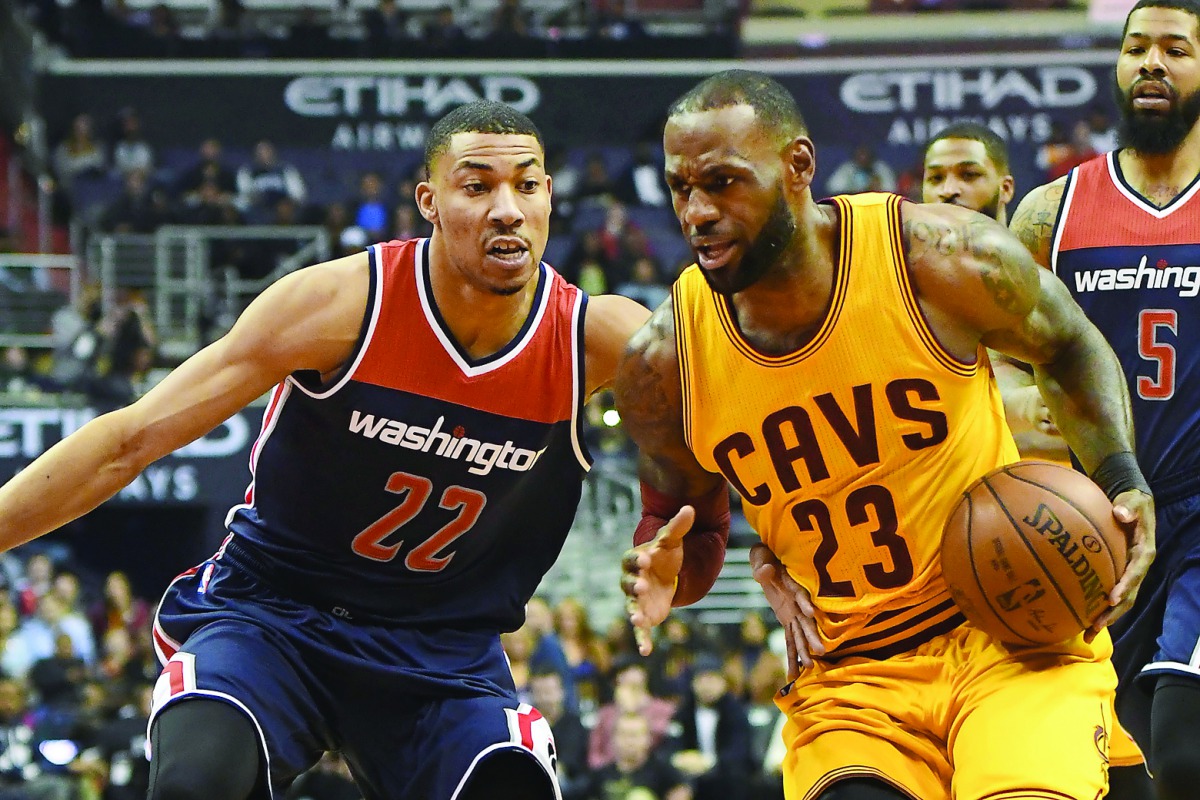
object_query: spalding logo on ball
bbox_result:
[940,461,1129,647]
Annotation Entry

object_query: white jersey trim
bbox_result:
[416,238,552,378]
[569,288,591,473]
[1050,169,1078,277]
[449,741,561,800]
[1106,150,1200,219]
[225,380,292,528]
[290,244,385,401]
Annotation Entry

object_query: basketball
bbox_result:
[940,461,1129,647]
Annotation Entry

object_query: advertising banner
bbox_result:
[41,53,1118,164]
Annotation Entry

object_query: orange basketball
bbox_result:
[940,461,1128,647]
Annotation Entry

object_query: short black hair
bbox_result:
[668,70,807,144]
[1122,0,1200,39]
[423,101,544,176]
[924,122,1010,173]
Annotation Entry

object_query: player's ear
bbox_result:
[999,175,1016,208]
[784,137,816,192]
[416,181,438,226]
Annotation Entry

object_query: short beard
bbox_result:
[1115,77,1200,155]
[700,192,796,295]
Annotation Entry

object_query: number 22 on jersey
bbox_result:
[351,471,487,571]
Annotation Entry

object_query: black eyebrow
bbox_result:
[1126,31,1194,44]
[455,161,494,173]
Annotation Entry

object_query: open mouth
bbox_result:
[1132,82,1172,111]
[695,240,737,271]
[486,239,530,265]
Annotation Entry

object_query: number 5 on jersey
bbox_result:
[1138,309,1178,401]
[351,471,487,571]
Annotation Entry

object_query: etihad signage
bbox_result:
[282,75,541,152]
[839,66,1101,146]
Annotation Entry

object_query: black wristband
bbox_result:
[1090,451,1152,501]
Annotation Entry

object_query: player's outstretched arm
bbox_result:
[904,202,1154,633]
[0,252,370,552]
[612,296,727,655]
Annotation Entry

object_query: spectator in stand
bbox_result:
[351,171,391,240]
[17,553,55,617]
[723,611,774,703]
[1037,118,1098,181]
[647,613,711,703]
[52,114,107,190]
[363,0,412,56]
[617,142,668,207]
[72,683,153,800]
[178,177,239,226]
[235,140,307,218]
[388,204,428,241]
[588,656,676,770]
[593,0,646,40]
[175,138,238,206]
[7,593,95,679]
[28,632,87,709]
[209,0,253,38]
[87,571,149,643]
[745,654,786,800]
[563,230,611,294]
[145,3,181,48]
[824,143,897,194]
[614,255,669,311]
[524,596,577,711]
[490,0,531,38]
[577,153,617,206]
[528,667,589,800]
[424,6,468,55]
[87,291,156,409]
[0,677,79,800]
[667,652,754,800]
[1086,105,1119,153]
[596,201,641,286]
[500,626,536,706]
[109,108,154,180]
[554,597,609,714]
[585,712,691,800]
[99,168,171,234]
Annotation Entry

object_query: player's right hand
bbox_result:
[749,542,824,681]
[621,506,694,657]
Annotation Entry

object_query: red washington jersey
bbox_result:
[224,238,591,629]
[1052,152,1200,501]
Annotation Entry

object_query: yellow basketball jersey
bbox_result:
[674,192,1020,659]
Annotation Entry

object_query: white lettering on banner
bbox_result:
[841,67,1096,113]
[284,76,540,118]
[0,408,252,460]
[118,465,200,502]
[886,113,1054,145]
[331,122,428,151]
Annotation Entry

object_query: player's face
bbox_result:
[1116,8,1200,154]
[922,138,1013,222]
[418,132,551,296]
[664,105,798,295]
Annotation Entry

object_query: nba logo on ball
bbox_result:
[940,461,1129,647]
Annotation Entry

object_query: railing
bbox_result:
[541,459,769,629]
[0,253,81,348]
[87,226,330,359]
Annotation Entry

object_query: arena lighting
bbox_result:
[38,739,79,766]
[602,409,622,427]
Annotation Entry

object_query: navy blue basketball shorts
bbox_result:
[1111,489,1200,743]
[149,545,560,800]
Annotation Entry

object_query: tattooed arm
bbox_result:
[903,201,1154,632]
[612,297,729,652]
[1008,176,1067,268]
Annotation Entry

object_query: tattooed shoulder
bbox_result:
[1008,177,1066,265]
[614,297,683,436]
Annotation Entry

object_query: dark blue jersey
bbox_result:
[225,238,591,629]
[1052,153,1200,500]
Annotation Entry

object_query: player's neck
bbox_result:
[427,253,538,361]
[725,202,838,357]
[1119,125,1200,206]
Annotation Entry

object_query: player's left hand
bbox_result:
[1086,488,1155,641]
[749,542,824,681]
[621,506,694,657]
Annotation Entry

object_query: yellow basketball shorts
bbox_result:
[776,623,1129,800]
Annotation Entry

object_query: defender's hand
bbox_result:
[749,542,824,681]
[621,506,694,656]
[1087,489,1155,641]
